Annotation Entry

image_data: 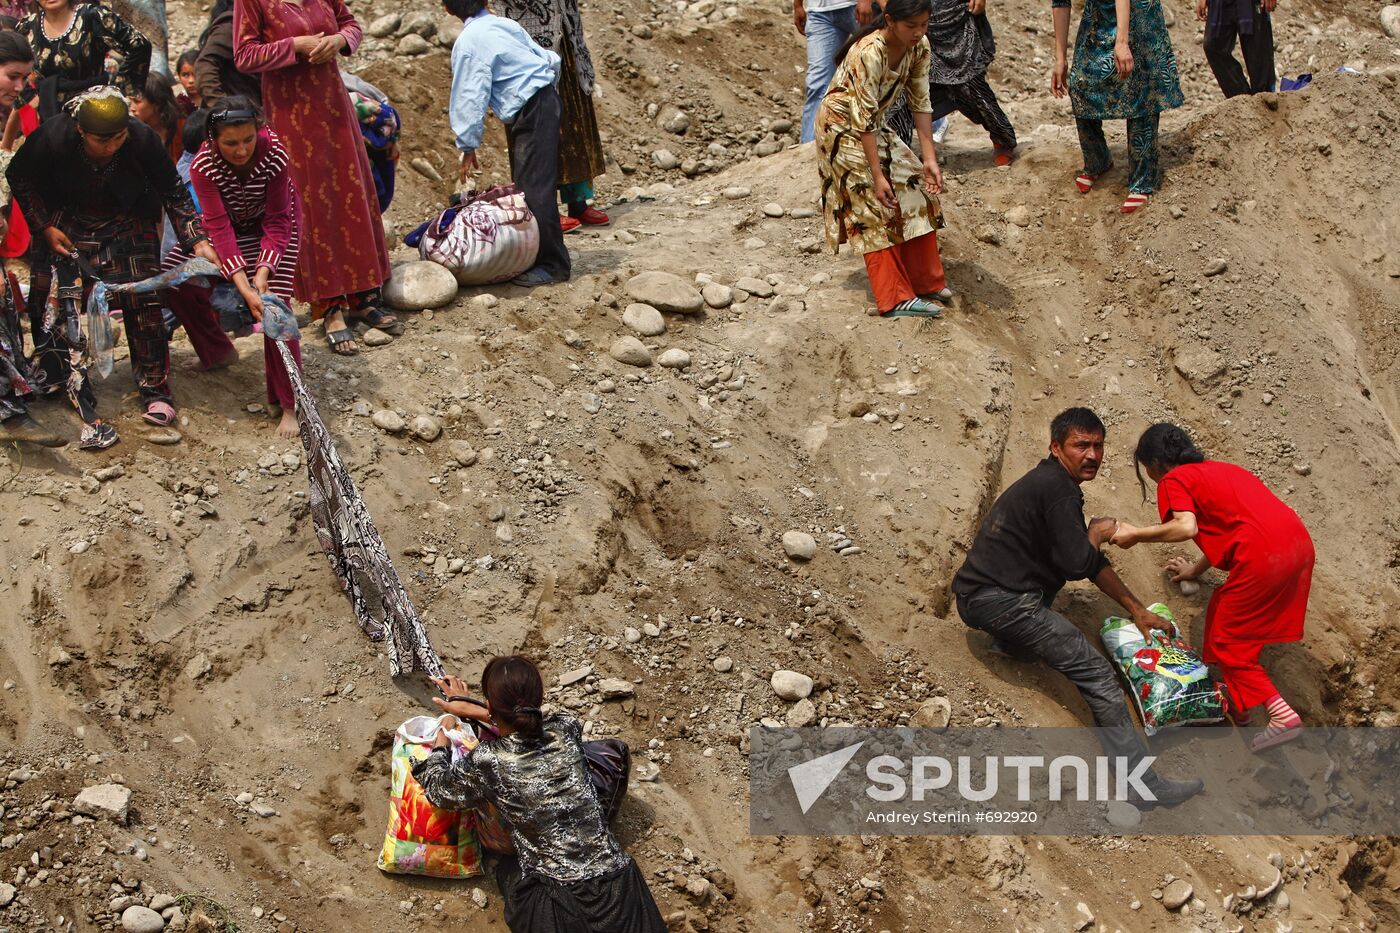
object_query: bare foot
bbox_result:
[275,408,299,439]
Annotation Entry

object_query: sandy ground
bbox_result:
[2,0,1399,931]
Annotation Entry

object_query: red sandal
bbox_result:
[1120,193,1150,214]
[1075,161,1113,193]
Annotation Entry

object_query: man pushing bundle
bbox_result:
[951,407,1203,809]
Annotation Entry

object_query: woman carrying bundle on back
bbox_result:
[413,656,665,932]
[816,0,949,320]
[1110,423,1314,751]
[163,98,303,439]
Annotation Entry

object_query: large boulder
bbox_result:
[383,261,459,311]
[626,271,704,314]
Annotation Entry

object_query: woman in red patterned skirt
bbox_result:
[1112,423,1315,752]
[232,0,394,356]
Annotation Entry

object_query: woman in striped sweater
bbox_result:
[167,97,302,437]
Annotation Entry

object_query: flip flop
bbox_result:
[1075,161,1113,193]
[349,305,403,337]
[880,298,943,319]
[142,400,177,427]
[1121,193,1150,214]
[324,320,359,356]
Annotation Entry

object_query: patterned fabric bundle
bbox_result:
[417,186,539,285]
[1101,603,1229,735]
[378,715,483,878]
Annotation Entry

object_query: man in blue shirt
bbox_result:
[447,0,570,286]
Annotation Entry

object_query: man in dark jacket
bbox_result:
[952,407,1203,809]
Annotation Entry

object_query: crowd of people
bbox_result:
[0,0,1314,923]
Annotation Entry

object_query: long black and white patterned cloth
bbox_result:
[497,0,596,95]
[277,341,444,678]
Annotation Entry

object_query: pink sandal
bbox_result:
[143,400,177,427]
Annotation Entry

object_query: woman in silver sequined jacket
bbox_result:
[412,656,665,932]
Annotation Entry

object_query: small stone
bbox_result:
[721,186,751,200]
[0,882,15,906]
[384,260,458,310]
[651,149,680,170]
[781,530,817,561]
[911,696,951,731]
[712,656,734,673]
[367,13,400,37]
[785,698,817,728]
[559,665,592,687]
[73,784,132,823]
[1106,801,1142,828]
[94,465,125,481]
[624,627,642,643]
[437,20,463,47]
[121,905,166,933]
[609,336,653,367]
[1178,579,1201,596]
[975,225,1002,245]
[144,429,182,445]
[184,653,212,681]
[1204,258,1228,277]
[622,303,667,337]
[1162,879,1194,911]
[789,207,817,219]
[397,33,431,55]
[1006,205,1032,227]
[642,622,661,638]
[771,670,813,702]
[596,678,635,700]
[411,415,442,442]
[657,348,691,369]
[471,293,499,310]
[410,157,443,183]
[250,801,278,817]
[631,23,653,38]
[449,440,478,466]
[734,276,774,298]
[69,540,90,554]
[149,894,176,912]
[762,202,785,218]
[1074,902,1094,931]
[470,888,489,909]
[361,327,394,347]
[1384,5,1400,39]
[702,283,733,309]
[236,791,255,805]
[1130,899,1142,911]
[626,271,704,314]
[1292,462,1312,476]
[372,410,406,434]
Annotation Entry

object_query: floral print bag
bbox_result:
[377,714,483,878]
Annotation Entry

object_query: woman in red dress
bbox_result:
[1111,423,1314,751]
[232,0,395,356]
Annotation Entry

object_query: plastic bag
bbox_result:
[418,185,538,286]
[376,714,483,878]
[85,258,222,375]
[1101,603,1229,736]
[473,737,631,855]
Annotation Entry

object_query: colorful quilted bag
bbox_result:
[1101,603,1229,736]
[376,714,483,878]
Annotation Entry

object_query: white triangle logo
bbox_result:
[788,741,865,814]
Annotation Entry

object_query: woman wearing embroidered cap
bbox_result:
[413,655,665,933]
[6,87,220,449]
[162,98,304,439]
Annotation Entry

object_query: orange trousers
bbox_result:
[862,230,946,313]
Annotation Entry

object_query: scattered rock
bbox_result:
[559,665,592,687]
[470,888,489,909]
[74,783,132,824]
[437,20,463,47]
[1172,346,1226,393]
[762,202,785,218]
[144,429,182,445]
[94,464,125,481]
[1204,258,1229,277]
[397,33,431,55]
[626,271,704,314]
[771,670,814,702]
[657,348,691,369]
[69,540,90,554]
[1106,800,1142,828]
[361,327,394,347]
[712,656,734,673]
[734,276,774,298]
[372,410,406,434]
[622,303,667,337]
[651,149,680,170]
[624,626,642,644]
[785,698,817,727]
[631,23,653,38]
[384,261,458,310]
[1292,462,1312,476]
[781,530,817,561]
[1384,5,1400,39]
[367,13,400,37]
[0,882,14,907]
[409,157,443,183]
[410,415,442,442]
[702,283,733,308]
[184,652,212,681]
[722,186,751,200]
[609,336,653,367]
[1074,902,1094,931]
[449,440,478,467]
[1162,879,1194,911]
[121,905,166,933]
[596,678,635,700]
[1006,205,1032,227]
[1178,579,1201,596]
[911,696,951,731]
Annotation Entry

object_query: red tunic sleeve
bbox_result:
[234,0,298,74]
[1156,474,1198,523]
[329,0,362,56]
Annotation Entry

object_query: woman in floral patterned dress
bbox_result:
[17,0,150,120]
[1051,0,1183,213]
[816,0,948,320]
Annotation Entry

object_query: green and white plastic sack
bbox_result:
[1101,602,1229,735]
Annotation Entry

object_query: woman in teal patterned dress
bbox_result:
[1050,0,1183,213]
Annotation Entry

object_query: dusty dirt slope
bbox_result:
[2,0,1400,931]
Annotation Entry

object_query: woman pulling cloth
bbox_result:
[1110,423,1314,751]
[7,87,220,448]
[816,0,949,320]
[413,656,666,932]
[163,97,303,439]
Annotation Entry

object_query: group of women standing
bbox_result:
[819,0,1184,317]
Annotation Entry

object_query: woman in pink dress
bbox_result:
[233,0,395,356]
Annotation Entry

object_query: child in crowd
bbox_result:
[413,656,665,932]
[175,48,202,113]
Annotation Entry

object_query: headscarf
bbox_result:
[66,86,130,135]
